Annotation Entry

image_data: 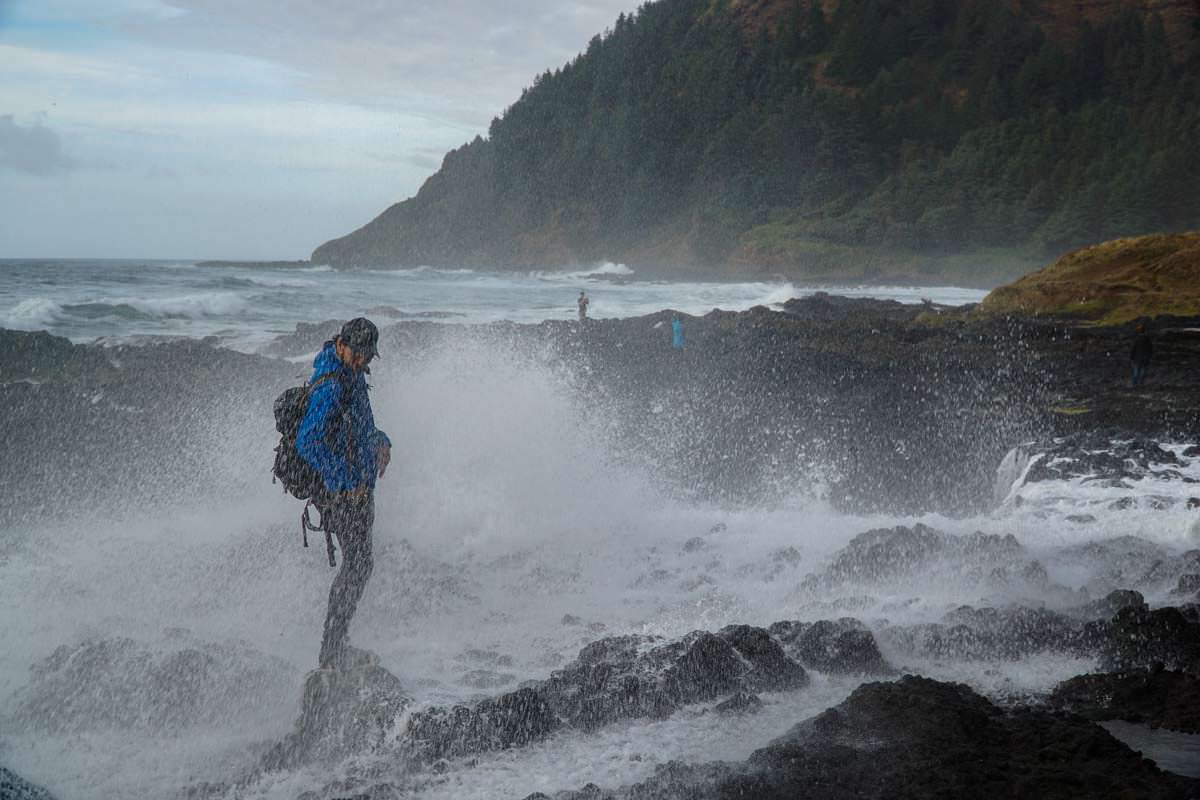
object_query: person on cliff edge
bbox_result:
[577,290,590,321]
[1131,322,1153,387]
[297,317,391,669]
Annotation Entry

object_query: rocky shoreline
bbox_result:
[3,296,1200,798]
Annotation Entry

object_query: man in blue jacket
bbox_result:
[297,317,391,669]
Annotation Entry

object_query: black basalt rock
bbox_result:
[262,648,410,770]
[1050,669,1200,733]
[716,625,809,690]
[1095,604,1200,674]
[546,676,1200,799]
[768,618,895,675]
[1067,588,1146,620]
[386,625,811,768]
[406,686,562,761]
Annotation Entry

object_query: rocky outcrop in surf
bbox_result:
[256,623,812,776]
[1050,668,1200,734]
[263,647,411,770]
[536,675,1200,800]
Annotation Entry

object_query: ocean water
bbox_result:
[1,261,1197,799]
[0,258,986,351]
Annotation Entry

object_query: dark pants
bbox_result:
[1132,362,1148,386]
[318,491,375,667]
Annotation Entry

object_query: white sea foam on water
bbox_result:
[541,261,636,280]
[0,297,66,330]
[110,291,252,319]
[0,259,988,347]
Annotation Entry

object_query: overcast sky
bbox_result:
[0,0,639,259]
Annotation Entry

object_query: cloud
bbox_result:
[0,114,75,175]
[126,1,641,126]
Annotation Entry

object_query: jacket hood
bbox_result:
[311,340,344,380]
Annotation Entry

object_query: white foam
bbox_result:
[1,297,66,330]
[97,292,250,319]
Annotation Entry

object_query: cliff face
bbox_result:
[313,0,1200,276]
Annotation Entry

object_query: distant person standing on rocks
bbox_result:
[671,316,685,349]
[1131,323,1153,386]
[297,317,391,670]
[577,290,590,321]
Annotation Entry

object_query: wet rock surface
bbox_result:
[405,624,807,761]
[540,676,1200,800]
[1050,669,1200,733]
[801,523,1025,590]
[262,647,410,770]
[768,618,894,675]
[1091,604,1200,674]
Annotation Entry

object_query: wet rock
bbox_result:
[0,767,58,800]
[459,648,514,668]
[403,624,807,761]
[7,635,293,734]
[1067,588,1145,620]
[262,647,410,769]
[1055,535,1173,594]
[714,692,763,714]
[548,676,1200,799]
[1092,604,1200,674]
[1050,670,1200,733]
[1171,574,1200,597]
[716,625,808,690]
[459,669,516,689]
[879,605,1091,661]
[768,618,894,675]
[406,686,561,761]
[1137,549,1200,591]
[1022,437,1183,486]
[805,524,1023,590]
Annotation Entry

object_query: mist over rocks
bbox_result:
[6,634,296,735]
[0,328,296,529]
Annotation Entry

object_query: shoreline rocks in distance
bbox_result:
[194,259,314,269]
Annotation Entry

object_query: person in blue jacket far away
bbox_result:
[297,317,391,669]
[672,316,685,349]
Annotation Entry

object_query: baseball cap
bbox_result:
[339,317,380,359]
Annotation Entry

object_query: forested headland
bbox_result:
[313,0,1200,284]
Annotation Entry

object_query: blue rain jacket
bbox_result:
[297,341,391,493]
[672,318,685,348]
